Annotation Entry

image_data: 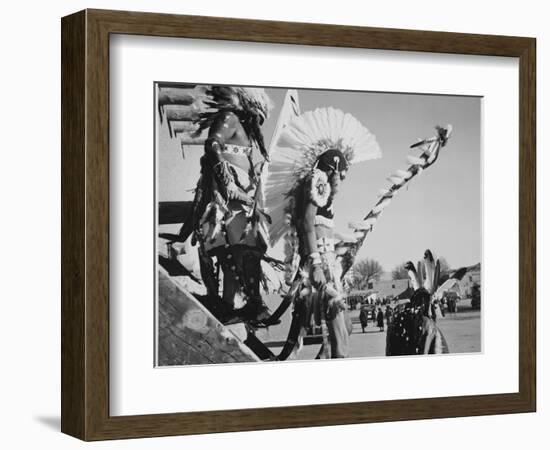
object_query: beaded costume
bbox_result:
[179,86,274,323]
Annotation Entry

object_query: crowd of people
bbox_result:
[359,304,393,332]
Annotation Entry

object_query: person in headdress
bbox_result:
[264,107,382,358]
[386,251,450,355]
[178,86,274,325]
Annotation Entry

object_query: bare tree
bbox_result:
[391,262,409,280]
[349,258,384,290]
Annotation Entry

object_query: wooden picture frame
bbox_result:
[61,9,536,441]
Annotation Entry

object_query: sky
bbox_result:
[157,86,481,272]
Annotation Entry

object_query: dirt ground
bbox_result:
[260,298,481,360]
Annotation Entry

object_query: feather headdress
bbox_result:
[235,87,274,121]
[265,107,381,247]
[405,249,441,296]
[194,86,274,159]
[195,86,273,124]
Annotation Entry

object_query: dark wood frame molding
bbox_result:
[61,9,536,441]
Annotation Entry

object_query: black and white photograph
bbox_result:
[2,0,544,447]
[155,83,481,366]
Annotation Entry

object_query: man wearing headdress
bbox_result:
[264,107,382,358]
[179,86,274,325]
[298,149,355,357]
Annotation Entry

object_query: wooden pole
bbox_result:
[165,105,200,122]
[158,87,198,107]
[180,134,207,146]
[171,121,198,136]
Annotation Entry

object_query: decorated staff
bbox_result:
[339,125,453,277]
[177,86,276,325]
[265,107,382,358]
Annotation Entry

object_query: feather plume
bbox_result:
[405,261,421,290]
[387,175,403,185]
[406,155,425,165]
[349,218,377,230]
[372,197,392,214]
[396,169,412,180]
[423,249,436,292]
[418,261,425,285]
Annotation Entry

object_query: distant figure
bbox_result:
[376,308,385,332]
[385,305,393,326]
[359,307,369,333]
[448,294,461,314]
